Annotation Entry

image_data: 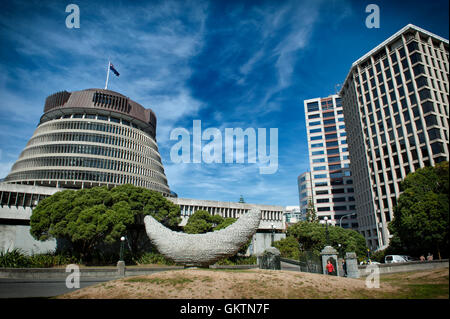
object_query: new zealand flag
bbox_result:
[109,63,120,76]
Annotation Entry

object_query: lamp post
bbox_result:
[338,243,342,258]
[271,223,274,245]
[120,236,125,261]
[324,217,329,245]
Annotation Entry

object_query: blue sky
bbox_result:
[0,0,448,206]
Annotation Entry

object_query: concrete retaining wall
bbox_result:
[358,259,449,277]
[0,266,184,280]
[0,264,260,279]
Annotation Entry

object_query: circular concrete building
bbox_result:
[4,88,171,195]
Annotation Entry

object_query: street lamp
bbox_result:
[338,243,342,258]
[119,236,125,261]
[271,223,274,245]
[324,216,329,245]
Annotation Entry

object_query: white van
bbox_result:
[385,255,407,263]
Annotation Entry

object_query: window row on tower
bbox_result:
[35,118,158,150]
[10,156,167,185]
[17,143,165,174]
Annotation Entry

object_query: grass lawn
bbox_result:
[377,269,449,299]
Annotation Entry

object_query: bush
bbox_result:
[273,236,300,260]
[0,249,31,268]
[0,249,79,268]
[216,256,257,265]
[370,248,387,263]
[287,221,368,258]
[134,252,176,266]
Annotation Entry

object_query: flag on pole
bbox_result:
[109,63,120,76]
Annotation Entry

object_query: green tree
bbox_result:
[184,210,224,234]
[388,161,449,259]
[286,221,367,257]
[305,199,318,222]
[30,184,181,261]
[273,236,300,260]
[183,210,251,259]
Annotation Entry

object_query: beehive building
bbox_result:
[4,88,171,195]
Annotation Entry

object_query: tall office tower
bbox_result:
[297,171,313,217]
[4,88,171,195]
[303,95,358,229]
[340,24,449,250]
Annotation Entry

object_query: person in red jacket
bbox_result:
[326,260,335,275]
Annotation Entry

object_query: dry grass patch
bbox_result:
[56,268,387,299]
[56,267,448,299]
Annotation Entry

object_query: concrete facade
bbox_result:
[0,184,60,254]
[250,232,286,256]
[0,225,56,255]
[340,24,449,249]
[168,197,285,231]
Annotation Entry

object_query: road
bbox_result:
[0,277,117,298]
[0,268,174,298]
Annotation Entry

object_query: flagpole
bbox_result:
[105,60,110,89]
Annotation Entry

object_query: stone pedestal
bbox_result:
[320,246,339,276]
[258,247,281,270]
[117,260,125,277]
[345,252,359,278]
